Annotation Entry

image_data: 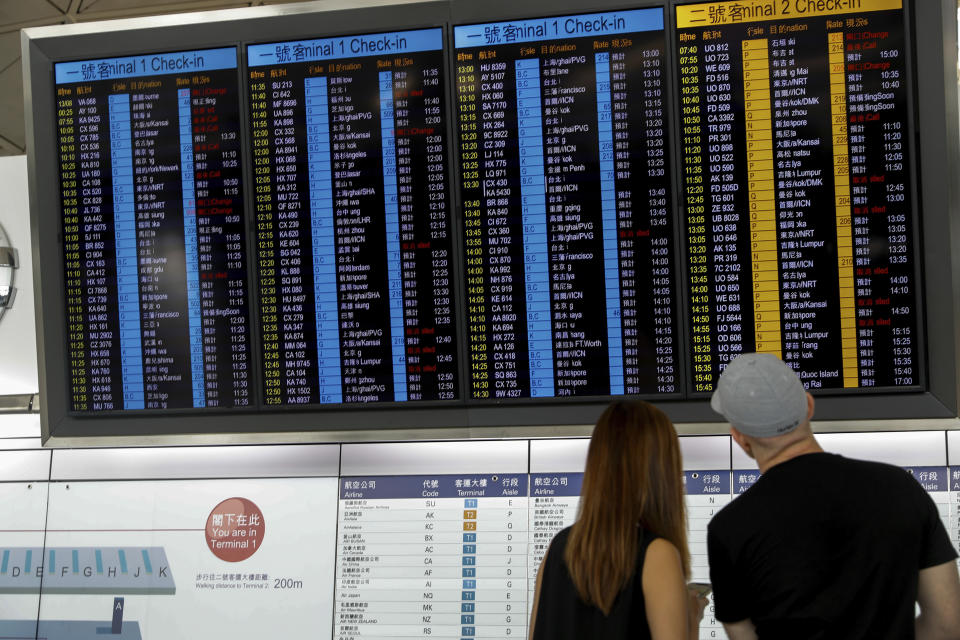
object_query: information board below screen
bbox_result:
[55,48,253,412]
[247,28,459,406]
[676,0,921,393]
[454,9,680,401]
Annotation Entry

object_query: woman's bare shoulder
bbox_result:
[643,537,683,573]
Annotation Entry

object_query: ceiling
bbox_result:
[0,0,321,157]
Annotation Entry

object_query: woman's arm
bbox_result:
[642,538,705,640]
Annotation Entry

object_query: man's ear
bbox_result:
[806,392,815,422]
[730,427,754,459]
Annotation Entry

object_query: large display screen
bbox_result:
[453,9,680,400]
[32,0,945,433]
[55,48,253,412]
[247,28,460,406]
[675,0,920,392]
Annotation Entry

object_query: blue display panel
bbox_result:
[453,9,663,47]
[54,49,237,84]
[455,9,679,400]
[248,29,459,405]
[55,47,252,411]
[247,29,443,65]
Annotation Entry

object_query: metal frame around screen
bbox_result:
[22,0,960,442]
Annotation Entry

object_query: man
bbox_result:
[707,352,960,640]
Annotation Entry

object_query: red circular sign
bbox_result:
[205,497,265,562]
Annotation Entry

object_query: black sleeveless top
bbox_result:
[532,525,658,640]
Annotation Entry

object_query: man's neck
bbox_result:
[756,436,824,474]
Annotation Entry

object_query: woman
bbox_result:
[530,400,707,639]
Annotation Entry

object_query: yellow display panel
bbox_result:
[677,0,903,29]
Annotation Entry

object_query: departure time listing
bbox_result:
[676,0,919,392]
[455,9,679,400]
[248,28,459,406]
[56,48,252,411]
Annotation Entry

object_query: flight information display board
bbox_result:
[454,9,679,401]
[248,28,459,406]
[675,0,920,392]
[36,0,944,431]
[55,48,253,412]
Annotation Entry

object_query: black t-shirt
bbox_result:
[533,526,658,640]
[707,452,957,639]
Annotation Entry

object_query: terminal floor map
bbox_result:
[0,478,337,640]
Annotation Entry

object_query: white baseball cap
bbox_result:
[710,353,809,438]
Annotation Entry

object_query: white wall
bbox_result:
[0,155,38,395]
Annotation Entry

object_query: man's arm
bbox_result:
[722,619,759,640]
[915,559,960,640]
